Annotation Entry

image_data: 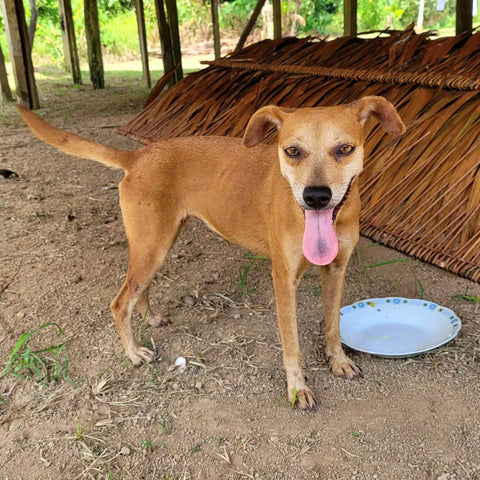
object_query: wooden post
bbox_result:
[134,0,151,88]
[1,0,40,108]
[211,0,221,58]
[27,0,38,50]
[0,45,14,102]
[235,0,266,52]
[456,0,472,34]
[84,0,104,89]
[154,0,175,86]
[165,0,183,81]
[154,0,183,85]
[272,0,281,39]
[58,0,82,85]
[344,0,357,36]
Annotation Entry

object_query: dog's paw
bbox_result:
[329,354,363,379]
[146,314,169,327]
[127,346,156,366]
[289,386,317,410]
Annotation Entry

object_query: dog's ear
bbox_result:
[349,96,406,135]
[243,106,289,147]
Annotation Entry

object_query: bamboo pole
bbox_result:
[211,0,221,59]
[235,0,267,52]
[272,0,281,39]
[154,0,175,86]
[165,0,183,81]
[456,0,472,34]
[343,0,357,36]
[134,0,151,89]
[0,44,13,102]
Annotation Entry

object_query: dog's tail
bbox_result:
[15,105,133,170]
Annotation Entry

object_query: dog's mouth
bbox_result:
[302,177,355,266]
[332,177,355,223]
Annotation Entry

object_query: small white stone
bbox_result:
[174,357,186,373]
[182,295,195,307]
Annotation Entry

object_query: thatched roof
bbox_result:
[118,28,480,282]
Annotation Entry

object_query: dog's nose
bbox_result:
[303,186,332,209]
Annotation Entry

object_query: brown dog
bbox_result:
[16,97,405,408]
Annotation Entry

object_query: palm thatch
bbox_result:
[118,28,480,282]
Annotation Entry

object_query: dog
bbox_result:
[16,97,405,408]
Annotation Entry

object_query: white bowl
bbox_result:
[340,297,461,358]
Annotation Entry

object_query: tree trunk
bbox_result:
[84,0,104,89]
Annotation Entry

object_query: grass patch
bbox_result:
[238,262,256,298]
[1,322,73,386]
[138,416,168,451]
[363,258,410,270]
[238,254,270,299]
[313,285,322,296]
[157,416,168,436]
[138,434,163,451]
[416,278,425,299]
[454,293,480,304]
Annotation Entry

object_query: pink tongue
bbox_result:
[302,209,338,265]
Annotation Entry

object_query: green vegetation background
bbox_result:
[0,0,478,67]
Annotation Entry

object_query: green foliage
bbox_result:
[220,0,259,32]
[297,0,340,34]
[32,20,64,63]
[356,0,458,31]
[99,0,134,16]
[177,0,211,43]
[0,0,478,66]
[99,10,140,58]
[35,0,60,24]
[395,0,457,29]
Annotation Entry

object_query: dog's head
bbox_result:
[243,96,406,265]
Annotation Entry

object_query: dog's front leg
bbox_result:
[272,259,316,409]
[320,249,362,379]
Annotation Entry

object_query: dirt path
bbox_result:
[1,73,479,479]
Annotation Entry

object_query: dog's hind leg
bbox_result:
[135,217,187,326]
[110,210,185,365]
[136,285,167,327]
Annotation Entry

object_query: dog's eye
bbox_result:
[284,146,301,158]
[335,144,355,158]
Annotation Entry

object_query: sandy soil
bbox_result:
[1,74,479,480]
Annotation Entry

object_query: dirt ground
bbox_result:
[1,72,479,480]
